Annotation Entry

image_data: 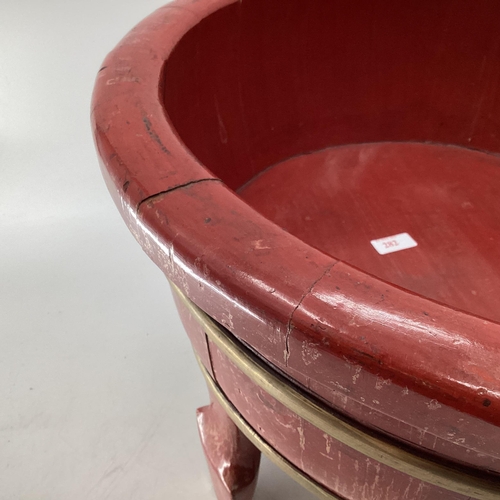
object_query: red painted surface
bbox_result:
[197,391,261,500]
[208,338,468,500]
[240,142,500,470]
[173,289,214,378]
[164,0,500,190]
[138,181,334,368]
[239,142,500,325]
[92,0,500,496]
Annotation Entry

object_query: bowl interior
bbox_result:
[162,0,500,322]
[163,0,500,189]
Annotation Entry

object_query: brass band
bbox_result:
[172,283,500,500]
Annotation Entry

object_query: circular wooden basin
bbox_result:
[92,1,500,498]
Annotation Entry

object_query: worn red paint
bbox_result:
[92,0,500,498]
[197,390,261,500]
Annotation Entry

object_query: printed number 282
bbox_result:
[383,240,399,249]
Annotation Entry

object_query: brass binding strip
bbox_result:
[197,357,343,500]
[171,283,500,500]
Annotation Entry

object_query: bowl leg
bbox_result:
[197,391,261,500]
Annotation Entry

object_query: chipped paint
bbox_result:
[301,340,321,366]
[352,365,362,385]
[221,310,234,330]
[323,433,332,454]
[375,376,392,390]
[426,399,442,410]
[252,239,271,250]
[297,424,306,451]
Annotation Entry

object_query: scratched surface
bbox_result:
[0,0,319,499]
[207,340,469,500]
[239,142,500,325]
[92,0,500,497]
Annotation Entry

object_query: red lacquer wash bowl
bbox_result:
[92,1,500,498]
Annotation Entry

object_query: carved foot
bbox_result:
[197,394,261,500]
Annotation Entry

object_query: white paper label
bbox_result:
[370,233,417,255]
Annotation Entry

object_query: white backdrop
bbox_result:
[0,0,314,498]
